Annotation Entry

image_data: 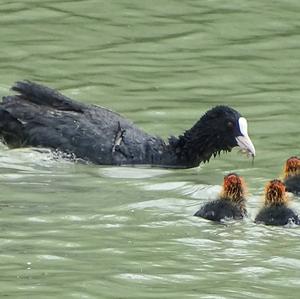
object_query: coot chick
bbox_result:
[194,173,247,222]
[283,156,300,195]
[255,179,299,226]
[0,81,255,168]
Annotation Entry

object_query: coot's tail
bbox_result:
[11,81,85,113]
[0,109,25,147]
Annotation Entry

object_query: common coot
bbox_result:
[0,81,255,168]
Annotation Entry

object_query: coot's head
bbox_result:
[284,156,300,178]
[200,106,255,158]
[221,173,247,202]
[264,179,288,206]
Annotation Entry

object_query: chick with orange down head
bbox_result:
[283,156,300,195]
[194,173,247,222]
[255,179,299,226]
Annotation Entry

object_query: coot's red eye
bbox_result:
[227,121,233,129]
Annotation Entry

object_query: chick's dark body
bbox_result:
[255,205,299,226]
[194,199,244,222]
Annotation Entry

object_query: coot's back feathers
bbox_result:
[0,81,255,168]
[1,81,166,165]
[11,80,85,112]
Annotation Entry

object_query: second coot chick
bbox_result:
[194,173,247,222]
[283,156,300,195]
[255,179,299,226]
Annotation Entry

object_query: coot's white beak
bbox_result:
[235,117,256,157]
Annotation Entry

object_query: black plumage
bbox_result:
[285,176,300,195]
[255,206,299,226]
[0,81,255,168]
[194,199,244,222]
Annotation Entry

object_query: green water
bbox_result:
[0,0,300,298]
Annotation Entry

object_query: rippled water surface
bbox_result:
[0,1,300,298]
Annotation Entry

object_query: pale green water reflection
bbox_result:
[0,0,300,298]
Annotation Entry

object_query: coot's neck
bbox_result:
[165,120,224,168]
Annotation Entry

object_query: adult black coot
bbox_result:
[0,81,255,168]
[283,156,300,195]
[194,173,247,222]
[255,179,299,226]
